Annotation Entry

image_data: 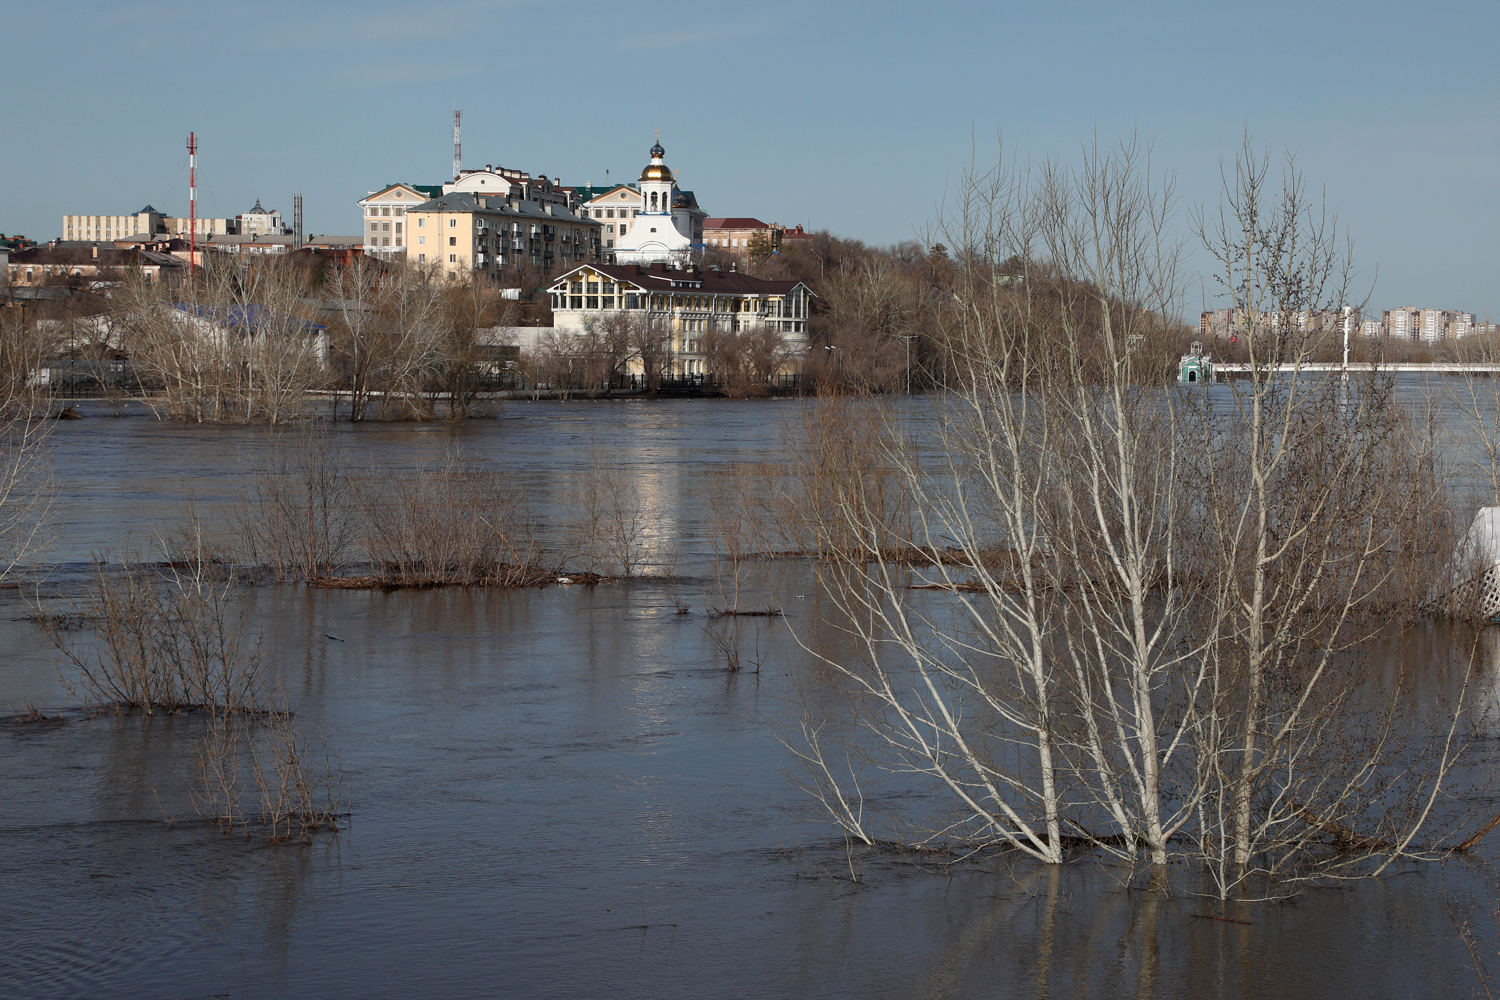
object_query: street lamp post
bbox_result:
[899,334,918,395]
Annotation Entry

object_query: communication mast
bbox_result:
[452,109,462,181]
[293,193,303,250]
[186,131,197,273]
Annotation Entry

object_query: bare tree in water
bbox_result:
[782,136,1470,892]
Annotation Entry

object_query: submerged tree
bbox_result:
[784,136,1468,894]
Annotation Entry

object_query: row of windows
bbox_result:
[368,221,404,233]
[554,292,786,314]
[366,206,408,217]
[589,208,639,219]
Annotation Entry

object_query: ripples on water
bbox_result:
[1,396,1495,998]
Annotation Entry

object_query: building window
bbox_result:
[395,222,402,234]
[606,240,614,248]
[570,281,583,293]
[396,237,403,247]
[370,223,379,232]
[382,207,391,216]
[418,236,425,245]
[382,222,390,232]
[603,296,615,309]
[382,237,390,246]
[570,296,583,309]
[449,237,457,246]
[624,293,638,309]
[449,219,457,228]
[449,254,457,263]
[632,210,639,217]
[418,218,425,228]
[619,224,627,235]
[586,282,598,294]
[586,296,598,309]
[418,253,426,262]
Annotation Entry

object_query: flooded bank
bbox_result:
[2,398,1496,998]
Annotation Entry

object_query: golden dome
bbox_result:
[639,140,672,182]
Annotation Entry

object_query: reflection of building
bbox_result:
[405,191,600,278]
[547,261,813,374]
[611,142,704,265]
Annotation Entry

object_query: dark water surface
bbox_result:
[0,398,1492,998]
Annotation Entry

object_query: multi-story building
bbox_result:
[63,206,236,242]
[547,261,813,375]
[405,191,600,279]
[358,183,444,256]
[236,199,289,237]
[1379,306,1476,341]
[703,218,779,254]
[445,166,574,210]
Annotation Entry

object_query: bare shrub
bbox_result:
[566,444,650,578]
[53,561,263,714]
[236,428,357,582]
[360,449,547,586]
[194,703,346,842]
[0,412,55,584]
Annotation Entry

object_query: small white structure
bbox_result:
[1432,508,1500,616]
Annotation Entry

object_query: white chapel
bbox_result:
[612,141,699,265]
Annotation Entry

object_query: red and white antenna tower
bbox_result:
[186,131,198,274]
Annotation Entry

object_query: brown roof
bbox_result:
[562,261,811,296]
[9,244,182,268]
[703,218,771,230]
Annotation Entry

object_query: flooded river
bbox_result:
[1,397,1493,998]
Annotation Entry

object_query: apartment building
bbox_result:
[1380,306,1476,341]
[445,166,574,210]
[358,183,443,256]
[405,191,601,279]
[548,261,813,375]
[63,206,236,242]
[1199,306,1358,341]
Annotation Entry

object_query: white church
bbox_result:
[610,141,703,265]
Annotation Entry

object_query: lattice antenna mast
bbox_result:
[452,109,462,181]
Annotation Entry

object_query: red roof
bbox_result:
[703,218,771,230]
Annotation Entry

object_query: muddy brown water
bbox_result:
[1,395,1495,998]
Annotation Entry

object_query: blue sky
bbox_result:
[4,0,1495,317]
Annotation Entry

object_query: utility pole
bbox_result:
[186,131,197,274]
